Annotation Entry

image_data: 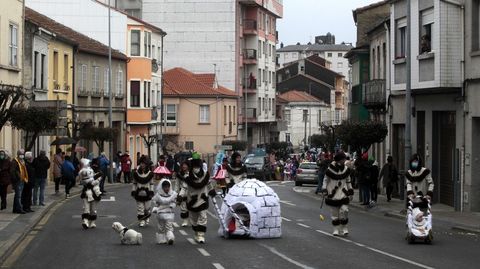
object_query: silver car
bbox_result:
[294,162,319,186]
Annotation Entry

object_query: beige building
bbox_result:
[162,68,238,155]
[0,0,24,155]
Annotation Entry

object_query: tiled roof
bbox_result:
[164,68,238,98]
[278,90,323,103]
[277,43,353,53]
[25,7,127,60]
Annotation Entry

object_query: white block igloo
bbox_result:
[218,179,282,238]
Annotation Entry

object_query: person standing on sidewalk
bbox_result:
[22,152,35,212]
[32,150,50,206]
[62,156,76,199]
[378,156,398,202]
[11,149,28,214]
[53,148,64,194]
[0,150,12,210]
[98,152,110,191]
[119,152,132,183]
[355,152,371,205]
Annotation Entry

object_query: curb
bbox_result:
[0,184,126,267]
[451,226,480,235]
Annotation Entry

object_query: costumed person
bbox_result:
[321,152,354,236]
[175,161,190,227]
[132,156,155,227]
[78,158,102,229]
[406,154,434,202]
[152,178,178,245]
[225,152,247,190]
[154,155,172,186]
[179,152,215,243]
[212,157,228,196]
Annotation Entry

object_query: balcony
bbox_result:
[161,125,180,135]
[239,108,258,124]
[243,20,257,35]
[243,77,257,94]
[270,120,287,132]
[90,89,103,97]
[243,49,257,65]
[78,88,89,97]
[362,79,386,110]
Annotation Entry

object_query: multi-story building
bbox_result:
[142,0,283,148]
[276,43,353,79]
[126,16,166,164]
[0,0,24,155]
[161,68,238,155]
[389,0,464,209]
[278,90,331,148]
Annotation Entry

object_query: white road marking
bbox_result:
[297,223,311,228]
[280,200,296,206]
[207,210,218,219]
[293,187,312,193]
[179,230,188,236]
[187,238,197,245]
[212,263,225,269]
[198,248,211,257]
[315,230,434,269]
[259,244,315,269]
[281,217,292,222]
[173,222,179,228]
[101,196,116,202]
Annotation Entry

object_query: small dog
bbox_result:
[112,222,143,245]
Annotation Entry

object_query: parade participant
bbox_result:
[212,157,228,196]
[179,152,215,243]
[406,154,434,202]
[152,178,178,245]
[175,161,190,227]
[153,155,172,186]
[225,152,247,190]
[321,151,354,236]
[78,158,102,229]
[0,150,12,210]
[132,155,155,227]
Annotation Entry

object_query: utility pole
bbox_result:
[403,0,412,200]
[303,109,308,148]
[108,0,114,183]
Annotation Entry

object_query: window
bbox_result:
[33,52,38,88]
[53,51,59,83]
[303,109,308,122]
[130,81,140,107]
[285,133,291,142]
[166,104,177,126]
[258,97,261,112]
[152,45,156,59]
[473,0,480,51]
[272,98,275,115]
[80,64,87,91]
[199,105,210,123]
[335,110,340,123]
[224,106,227,125]
[144,81,151,107]
[258,69,262,85]
[233,106,236,125]
[116,70,123,95]
[372,48,376,79]
[185,141,194,151]
[228,106,231,124]
[420,8,434,54]
[104,68,110,95]
[131,30,141,56]
[263,98,267,112]
[9,23,18,66]
[64,54,69,88]
[268,98,272,111]
[338,53,343,57]
[144,32,151,58]
[396,18,407,58]
[285,110,291,124]
[327,52,332,57]
[337,62,343,68]
[258,40,262,55]
[41,54,46,89]
[92,66,100,92]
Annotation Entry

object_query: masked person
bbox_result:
[11,150,28,214]
[132,156,154,227]
[152,178,177,245]
[78,158,102,229]
[321,152,354,236]
[225,152,247,190]
[406,154,434,202]
[175,161,191,227]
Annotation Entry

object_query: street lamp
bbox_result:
[108,0,113,182]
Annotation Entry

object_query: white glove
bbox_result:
[151,207,158,214]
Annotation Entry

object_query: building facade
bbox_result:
[162,68,238,155]
[0,0,24,155]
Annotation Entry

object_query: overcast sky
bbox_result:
[277,0,383,46]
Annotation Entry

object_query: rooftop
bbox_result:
[277,43,353,53]
[278,90,324,103]
[25,7,127,60]
[164,68,238,98]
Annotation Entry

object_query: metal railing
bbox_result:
[244,49,257,60]
[243,20,257,31]
[362,79,386,108]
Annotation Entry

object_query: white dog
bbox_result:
[112,222,143,245]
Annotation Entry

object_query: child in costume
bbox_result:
[132,156,154,227]
[152,178,177,244]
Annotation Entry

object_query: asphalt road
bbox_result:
[8,181,480,269]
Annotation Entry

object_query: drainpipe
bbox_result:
[460,4,465,212]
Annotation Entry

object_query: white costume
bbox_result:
[174,169,190,227]
[225,163,247,189]
[78,159,102,229]
[322,161,354,236]
[152,179,177,244]
[406,167,434,199]
[111,222,143,245]
[179,159,215,243]
[132,165,154,227]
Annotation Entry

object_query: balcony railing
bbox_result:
[243,77,257,91]
[243,20,257,34]
[243,49,257,64]
[91,89,103,97]
[78,88,89,97]
[362,79,386,110]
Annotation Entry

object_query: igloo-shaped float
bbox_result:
[218,179,282,238]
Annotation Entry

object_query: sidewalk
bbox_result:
[0,181,124,265]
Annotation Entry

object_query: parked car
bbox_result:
[245,156,270,181]
[294,162,319,186]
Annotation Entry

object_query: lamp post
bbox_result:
[403,0,412,201]
[108,0,113,182]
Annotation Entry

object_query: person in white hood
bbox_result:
[152,178,177,244]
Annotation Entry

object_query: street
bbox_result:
[7,182,480,269]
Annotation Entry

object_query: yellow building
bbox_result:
[0,0,24,155]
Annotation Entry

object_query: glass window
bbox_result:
[338,53,343,57]
[199,105,210,123]
[420,8,434,54]
[166,104,177,126]
[33,52,38,88]
[224,106,227,125]
[285,110,291,124]
[131,30,141,56]
[144,32,151,58]
[185,141,194,151]
[396,18,407,58]
[130,81,140,107]
[104,68,109,95]
[116,70,123,95]
[63,54,69,88]
[41,54,46,89]
[80,64,87,91]
[92,66,99,92]
[9,24,18,66]
[318,110,322,125]
[53,51,59,84]
[327,53,332,57]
